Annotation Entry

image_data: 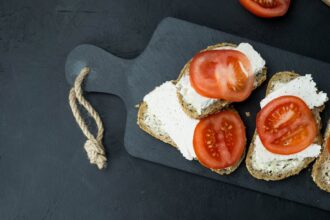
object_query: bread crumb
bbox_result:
[245,112,251,117]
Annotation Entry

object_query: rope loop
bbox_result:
[68,67,107,169]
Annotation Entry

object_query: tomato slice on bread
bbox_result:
[239,0,291,18]
[193,110,246,169]
[190,49,254,102]
[256,96,317,155]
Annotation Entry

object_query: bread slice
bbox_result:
[312,120,330,193]
[176,43,267,119]
[246,71,324,181]
[137,83,245,175]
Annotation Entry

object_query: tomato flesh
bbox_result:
[193,110,246,169]
[239,0,291,18]
[327,136,330,153]
[256,96,317,155]
[190,49,254,102]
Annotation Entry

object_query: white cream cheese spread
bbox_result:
[143,81,198,160]
[254,135,321,164]
[260,74,328,109]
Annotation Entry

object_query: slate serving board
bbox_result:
[65,17,330,211]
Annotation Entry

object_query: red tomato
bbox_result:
[190,50,254,102]
[327,136,330,153]
[239,0,291,18]
[256,96,317,155]
[193,110,246,169]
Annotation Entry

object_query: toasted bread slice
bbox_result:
[137,81,245,175]
[176,43,267,119]
[312,120,330,193]
[246,71,324,181]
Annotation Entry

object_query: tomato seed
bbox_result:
[253,0,277,8]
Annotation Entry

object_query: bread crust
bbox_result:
[245,71,324,181]
[312,120,330,193]
[137,101,177,147]
[176,43,267,119]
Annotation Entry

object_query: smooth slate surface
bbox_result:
[66,17,330,211]
[2,0,330,219]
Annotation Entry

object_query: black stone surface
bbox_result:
[1,0,330,219]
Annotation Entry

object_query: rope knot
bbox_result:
[69,67,108,170]
[84,139,107,170]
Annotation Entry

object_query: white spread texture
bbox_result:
[176,43,266,114]
[260,74,328,109]
[143,81,198,160]
[254,75,327,168]
[254,135,321,164]
[233,43,265,74]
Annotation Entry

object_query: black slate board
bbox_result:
[65,17,330,211]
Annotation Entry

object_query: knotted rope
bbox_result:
[322,0,330,6]
[68,67,107,169]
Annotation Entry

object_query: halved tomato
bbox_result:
[256,96,317,155]
[239,0,291,18]
[193,110,246,169]
[190,49,254,102]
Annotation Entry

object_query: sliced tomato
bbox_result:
[328,136,330,153]
[193,110,246,169]
[190,49,254,102]
[239,0,291,18]
[256,96,317,155]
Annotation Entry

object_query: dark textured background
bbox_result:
[1,0,330,219]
